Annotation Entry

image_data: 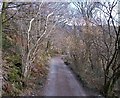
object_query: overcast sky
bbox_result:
[0,0,118,2]
[0,0,119,25]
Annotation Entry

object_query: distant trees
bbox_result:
[2,2,71,95]
[4,2,70,78]
[98,2,120,96]
[63,1,120,97]
[2,1,119,97]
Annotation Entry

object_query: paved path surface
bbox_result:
[43,57,86,96]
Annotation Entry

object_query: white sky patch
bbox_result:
[2,0,116,2]
[0,0,119,25]
[68,0,119,26]
[0,1,3,14]
[1,0,118,3]
[3,0,70,2]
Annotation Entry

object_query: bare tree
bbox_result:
[9,2,70,78]
[67,1,119,97]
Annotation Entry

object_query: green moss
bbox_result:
[5,53,24,96]
[8,67,19,82]
[2,33,12,50]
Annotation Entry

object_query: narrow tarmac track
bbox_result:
[43,56,86,96]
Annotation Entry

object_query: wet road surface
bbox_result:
[43,57,86,96]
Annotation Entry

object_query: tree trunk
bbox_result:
[0,2,7,96]
[24,60,32,78]
[24,61,29,78]
[0,5,2,98]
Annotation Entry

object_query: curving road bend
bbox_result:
[43,56,86,96]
